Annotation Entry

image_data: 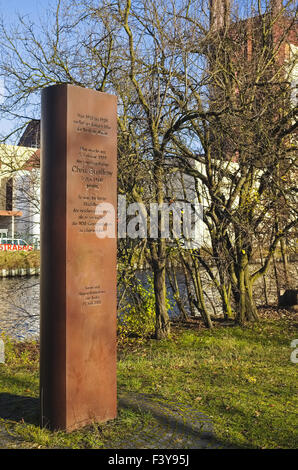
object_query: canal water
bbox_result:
[0,274,187,340]
[0,262,284,340]
[0,277,40,340]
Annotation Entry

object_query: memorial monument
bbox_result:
[40,84,117,431]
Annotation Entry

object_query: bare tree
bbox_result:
[0,0,296,336]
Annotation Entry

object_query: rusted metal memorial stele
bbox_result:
[40,84,117,431]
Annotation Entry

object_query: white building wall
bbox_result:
[13,168,40,245]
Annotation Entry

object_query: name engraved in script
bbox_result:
[72,146,113,190]
[70,143,113,234]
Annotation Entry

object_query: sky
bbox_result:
[0,0,45,139]
[0,1,49,139]
[0,0,45,18]
[0,0,288,140]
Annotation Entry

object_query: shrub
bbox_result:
[118,275,171,341]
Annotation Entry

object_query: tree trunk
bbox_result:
[259,244,269,305]
[181,257,198,317]
[280,238,290,289]
[244,267,259,321]
[222,283,233,320]
[193,258,213,328]
[153,261,170,339]
[237,265,246,325]
[167,265,188,321]
[272,254,280,304]
[236,265,259,324]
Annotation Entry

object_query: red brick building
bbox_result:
[209,0,297,161]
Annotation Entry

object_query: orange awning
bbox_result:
[0,210,22,217]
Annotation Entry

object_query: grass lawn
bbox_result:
[0,310,297,449]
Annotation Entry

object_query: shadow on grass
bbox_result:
[0,393,39,425]
[118,391,242,449]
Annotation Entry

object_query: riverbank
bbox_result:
[0,252,40,278]
[0,308,297,449]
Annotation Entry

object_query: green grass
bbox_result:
[0,314,297,449]
[0,251,40,270]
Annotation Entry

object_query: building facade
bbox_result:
[0,143,40,245]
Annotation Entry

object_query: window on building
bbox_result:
[6,179,13,211]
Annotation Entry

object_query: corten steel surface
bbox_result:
[40,84,117,431]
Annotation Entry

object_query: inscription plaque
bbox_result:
[40,84,117,431]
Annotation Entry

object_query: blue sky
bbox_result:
[0,0,286,140]
[0,0,45,18]
[0,1,49,139]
